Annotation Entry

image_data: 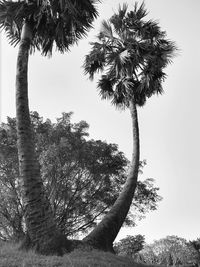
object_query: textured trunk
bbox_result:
[83,100,140,252]
[11,213,25,242]
[16,22,69,255]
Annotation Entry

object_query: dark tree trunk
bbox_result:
[83,100,140,252]
[16,21,70,255]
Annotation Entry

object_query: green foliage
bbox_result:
[0,118,24,241]
[0,0,99,55]
[0,112,162,241]
[83,2,177,108]
[190,238,200,264]
[138,235,199,266]
[114,234,145,258]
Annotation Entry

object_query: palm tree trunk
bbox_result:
[83,99,140,252]
[16,21,69,255]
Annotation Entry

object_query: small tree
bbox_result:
[114,235,145,258]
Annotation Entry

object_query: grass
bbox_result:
[0,241,157,267]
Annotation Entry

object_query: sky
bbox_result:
[1,0,200,244]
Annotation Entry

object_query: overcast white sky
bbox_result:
[1,0,200,244]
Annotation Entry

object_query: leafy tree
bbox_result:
[0,112,162,242]
[138,243,158,265]
[83,2,176,251]
[138,236,199,266]
[114,235,145,258]
[0,117,24,241]
[0,0,99,254]
[190,238,200,265]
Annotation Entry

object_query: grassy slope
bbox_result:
[0,242,156,267]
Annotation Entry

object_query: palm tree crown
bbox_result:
[0,0,99,55]
[84,2,176,108]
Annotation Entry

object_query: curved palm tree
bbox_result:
[0,0,98,254]
[83,2,176,252]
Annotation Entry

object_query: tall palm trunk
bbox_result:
[16,21,69,255]
[83,99,140,252]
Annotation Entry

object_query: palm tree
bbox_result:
[83,2,176,252]
[0,0,98,255]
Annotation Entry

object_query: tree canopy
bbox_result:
[114,234,145,258]
[83,2,176,109]
[0,0,99,55]
[0,112,162,241]
[138,236,199,266]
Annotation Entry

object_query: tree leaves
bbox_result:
[0,0,99,56]
[114,234,145,256]
[138,236,199,265]
[83,2,177,108]
[0,113,162,240]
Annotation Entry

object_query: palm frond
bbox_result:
[148,39,177,70]
[83,1,177,109]
[106,48,130,79]
[111,79,130,108]
[158,39,178,64]
[83,42,106,80]
[99,20,113,40]
[133,1,147,20]
[138,19,165,41]
[35,0,100,55]
[110,3,128,36]
[0,0,26,46]
[119,3,128,20]
[97,75,115,100]
[0,0,100,56]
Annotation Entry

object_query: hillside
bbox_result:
[0,242,156,267]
